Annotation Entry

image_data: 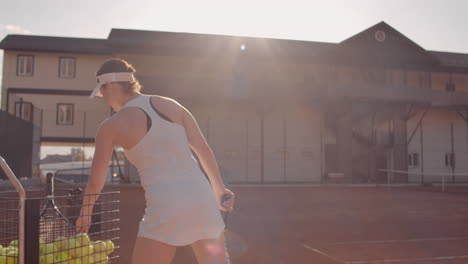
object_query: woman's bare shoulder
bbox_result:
[151,95,182,107]
[150,95,186,115]
[150,95,185,122]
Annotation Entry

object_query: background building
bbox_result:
[1,21,468,184]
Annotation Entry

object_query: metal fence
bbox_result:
[0,158,120,264]
[50,159,128,184]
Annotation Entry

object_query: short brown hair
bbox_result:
[96,58,142,94]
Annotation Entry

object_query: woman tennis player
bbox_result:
[76,58,235,264]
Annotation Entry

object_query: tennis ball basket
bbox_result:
[0,156,120,264]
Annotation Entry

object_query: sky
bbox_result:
[1,0,468,157]
[1,0,468,81]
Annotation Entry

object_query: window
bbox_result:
[444,152,455,168]
[57,103,74,125]
[408,153,420,167]
[17,55,34,76]
[59,57,76,78]
[14,101,33,121]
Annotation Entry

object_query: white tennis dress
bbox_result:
[122,94,225,246]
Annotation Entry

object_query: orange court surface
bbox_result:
[193,185,468,264]
[3,183,468,264]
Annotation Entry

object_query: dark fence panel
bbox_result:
[0,110,34,179]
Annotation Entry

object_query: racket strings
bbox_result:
[40,212,74,243]
[39,198,76,243]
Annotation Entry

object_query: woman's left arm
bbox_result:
[76,120,115,233]
[180,105,235,212]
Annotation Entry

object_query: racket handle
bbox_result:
[222,194,232,203]
[46,173,55,196]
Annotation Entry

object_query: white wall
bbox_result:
[408,109,468,183]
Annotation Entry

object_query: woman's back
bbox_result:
[112,95,184,150]
[113,94,225,245]
[118,94,200,181]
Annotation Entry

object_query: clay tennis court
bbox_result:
[214,185,468,264]
[3,181,468,263]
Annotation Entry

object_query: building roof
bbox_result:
[429,50,468,70]
[0,35,111,54]
[1,23,468,70]
[108,28,333,60]
[316,22,442,69]
[0,29,333,62]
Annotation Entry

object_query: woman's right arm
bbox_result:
[76,120,115,233]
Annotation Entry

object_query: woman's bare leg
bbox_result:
[131,236,177,264]
[191,233,229,264]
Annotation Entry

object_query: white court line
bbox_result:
[321,236,468,246]
[347,255,468,264]
[302,244,346,263]
[303,243,468,264]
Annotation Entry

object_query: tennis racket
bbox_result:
[222,193,233,264]
[39,173,76,243]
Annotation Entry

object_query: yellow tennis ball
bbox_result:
[39,244,45,255]
[39,238,46,254]
[53,254,62,263]
[93,253,108,264]
[54,236,68,251]
[68,238,81,248]
[63,257,82,264]
[104,240,114,255]
[92,241,106,254]
[89,244,95,253]
[57,251,71,261]
[8,241,17,248]
[76,233,91,246]
[75,245,94,257]
[67,238,81,257]
[43,243,56,254]
[68,248,78,258]
[69,246,89,258]
[5,252,18,264]
[43,253,54,264]
[80,254,95,264]
[5,248,16,255]
[83,245,92,256]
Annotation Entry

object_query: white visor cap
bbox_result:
[90,72,136,98]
